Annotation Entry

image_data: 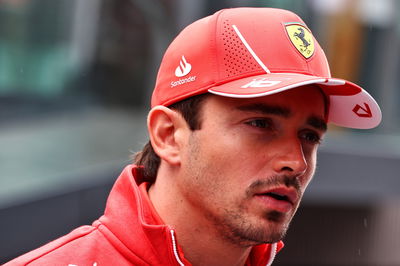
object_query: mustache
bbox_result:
[246,175,302,197]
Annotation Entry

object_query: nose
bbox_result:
[272,138,308,176]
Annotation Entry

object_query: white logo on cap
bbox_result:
[241,78,281,88]
[175,55,192,77]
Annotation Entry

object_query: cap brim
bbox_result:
[208,73,382,129]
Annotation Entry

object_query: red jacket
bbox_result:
[6,165,284,266]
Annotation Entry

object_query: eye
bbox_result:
[300,130,323,144]
[245,118,272,129]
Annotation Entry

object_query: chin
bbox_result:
[263,224,289,243]
[235,225,287,246]
[259,211,293,243]
[232,214,291,246]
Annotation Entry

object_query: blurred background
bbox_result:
[0,0,399,265]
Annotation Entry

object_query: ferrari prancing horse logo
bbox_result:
[285,23,315,59]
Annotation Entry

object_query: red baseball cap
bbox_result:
[151,7,381,129]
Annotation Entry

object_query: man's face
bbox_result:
[177,85,326,246]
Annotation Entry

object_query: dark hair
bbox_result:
[134,93,209,182]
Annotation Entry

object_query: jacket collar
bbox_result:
[100,165,283,265]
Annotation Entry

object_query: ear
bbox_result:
[147,106,187,166]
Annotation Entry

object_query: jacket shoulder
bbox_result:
[5,225,98,265]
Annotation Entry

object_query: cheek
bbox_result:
[198,129,283,186]
[301,148,318,188]
[188,131,254,189]
[198,129,245,163]
[182,142,242,209]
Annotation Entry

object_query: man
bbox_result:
[6,7,381,266]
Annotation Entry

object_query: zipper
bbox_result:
[266,242,277,266]
[170,229,277,266]
[170,229,185,266]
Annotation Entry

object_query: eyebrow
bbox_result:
[236,103,327,132]
[236,103,291,118]
[307,116,328,132]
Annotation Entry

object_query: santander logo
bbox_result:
[170,55,196,88]
[175,55,192,77]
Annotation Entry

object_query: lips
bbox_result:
[260,187,298,205]
[254,187,298,213]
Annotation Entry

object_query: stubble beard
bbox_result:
[202,175,302,247]
[207,196,295,247]
[205,176,303,247]
[185,133,301,248]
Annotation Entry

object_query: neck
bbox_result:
[148,167,252,266]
